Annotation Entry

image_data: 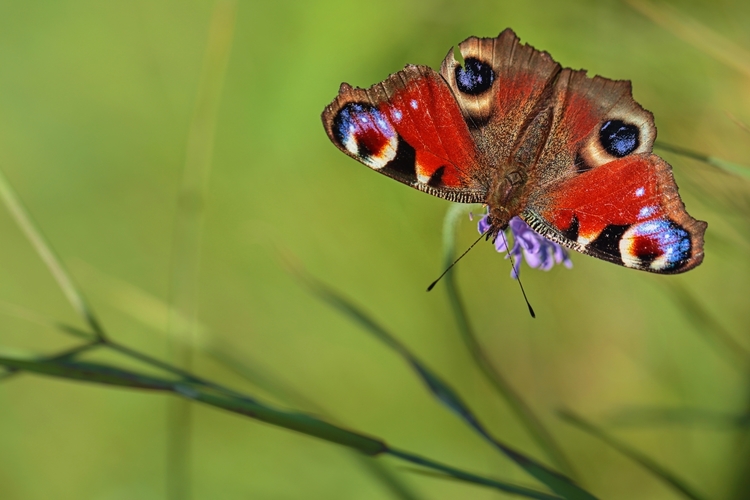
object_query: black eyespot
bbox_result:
[455,58,494,95]
[599,120,640,158]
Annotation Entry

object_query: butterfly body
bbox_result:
[322,29,706,273]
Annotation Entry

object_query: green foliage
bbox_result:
[299,271,593,498]
[0,1,749,499]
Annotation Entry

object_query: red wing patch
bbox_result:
[526,154,706,273]
[545,155,660,240]
[381,70,477,188]
[321,65,487,203]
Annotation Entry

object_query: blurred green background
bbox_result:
[0,0,749,498]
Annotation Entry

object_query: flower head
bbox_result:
[478,214,572,279]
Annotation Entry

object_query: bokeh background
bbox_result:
[0,0,749,499]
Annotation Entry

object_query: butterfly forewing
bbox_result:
[321,65,487,203]
[440,29,562,165]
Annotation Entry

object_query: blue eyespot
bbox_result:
[455,58,495,95]
[622,219,691,271]
[331,102,398,169]
[333,103,395,147]
[599,120,640,158]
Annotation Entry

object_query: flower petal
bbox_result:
[476,214,573,279]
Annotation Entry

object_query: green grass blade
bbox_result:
[0,357,177,390]
[0,341,102,382]
[661,281,750,369]
[0,348,577,498]
[0,168,105,339]
[165,2,237,498]
[189,390,387,455]
[706,157,750,180]
[0,354,386,454]
[559,410,709,500]
[211,348,425,500]
[603,406,749,430]
[300,272,596,499]
[388,448,563,500]
[654,142,750,181]
[627,0,750,80]
[399,466,564,500]
[441,204,576,478]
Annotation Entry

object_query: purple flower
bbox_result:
[477,214,572,279]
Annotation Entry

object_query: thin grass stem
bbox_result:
[627,0,750,80]
[559,409,708,500]
[0,168,106,339]
[655,141,750,180]
[211,347,424,500]
[386,448,563,500]
[164,2,237,498]
[441,204,577,478]
[0,347,574,499]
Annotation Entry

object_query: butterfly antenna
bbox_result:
[498,231,536,318]
[427,228,490,292]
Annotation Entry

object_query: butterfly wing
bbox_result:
[519,70,706,273]
[523,154,705,273]
[321,65,487,203]
[438,29,706,273]
[439,28,562,166]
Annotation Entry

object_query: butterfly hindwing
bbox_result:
[321,65,487,203]
[523,153,706,273]
[525,68,657,194]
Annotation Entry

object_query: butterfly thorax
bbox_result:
[486,166,529,232]
[477,90,556,230]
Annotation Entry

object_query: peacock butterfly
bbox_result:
[321,29,706,273]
